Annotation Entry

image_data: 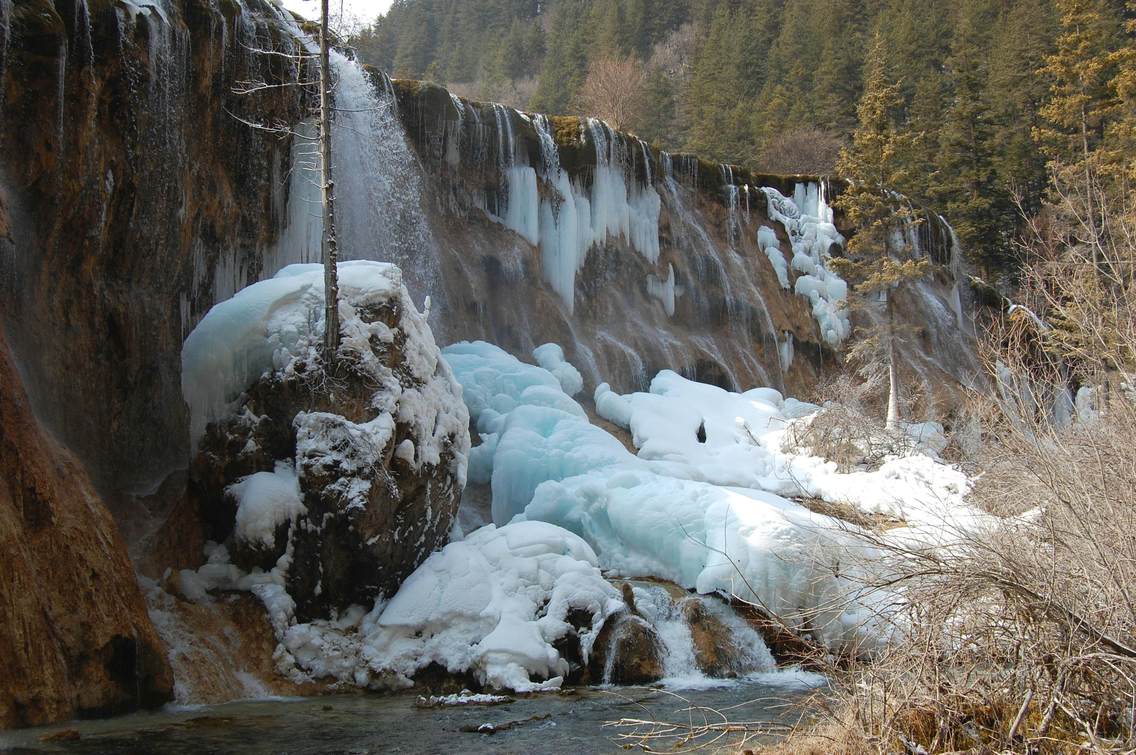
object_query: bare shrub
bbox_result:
[804,390,1136,752]
[647,23,697,82]
[781,404,914,474]
[755,128,845,176]
[779,174,1136,753]
[574,55,648,131]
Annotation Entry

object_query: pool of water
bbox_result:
[1,675,824,754]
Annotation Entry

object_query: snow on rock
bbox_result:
[183,261,470,619]
[417,691,514,707]
[761,183,851,346]
[228,462,305,549]
[181,521,624,694]
[183,261,398,449]
[526,474,877,649]
[357,521,623,692]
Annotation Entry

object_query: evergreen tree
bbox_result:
[834,35,930,429]
[1036,0,1125,181]
[683,5,749,160]
[934,0,1006,272]
[1106,0,1136,182]
[530,0,591,113]
[986,0,1058,220]
[813,0,864,134]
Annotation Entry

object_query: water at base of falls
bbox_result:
[1,682,824,754]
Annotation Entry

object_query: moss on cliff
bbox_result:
[547,115,584,148]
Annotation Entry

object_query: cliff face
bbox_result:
[0,0,307,530]
[0,329,173,728]
[0,0,308,725]
[388,79,978,405]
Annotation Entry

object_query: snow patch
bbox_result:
[228,462,305,548]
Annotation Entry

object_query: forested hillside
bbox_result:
[351,0,1132,277]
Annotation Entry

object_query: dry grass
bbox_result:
[771,176,1136,754]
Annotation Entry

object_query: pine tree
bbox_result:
[1036,0,1125,182]
[813,0,864,135]
[934,0,1005,273]
[986,0,1058,220]
[874,0,952,202]
[834,35,930,429]
[530,0,591,113]
[1106,0,1136,182]
[682,5,749,160]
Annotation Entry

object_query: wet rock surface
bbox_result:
[681,597,744,678]
[1,0,309,514]
[0,331,173,728]
[589,614,666,685]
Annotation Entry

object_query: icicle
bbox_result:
[73,0,94,67]
[762,182,850,346]
[721,165,739,251]
[56,41,68,153]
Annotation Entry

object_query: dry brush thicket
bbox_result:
[780,182,1136,753]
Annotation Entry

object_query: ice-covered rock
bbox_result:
[183,261,470,619]
[356,520,623,692]
[439,341,983,652]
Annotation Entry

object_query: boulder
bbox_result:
[186,262,470,622]
[589,613,665,685]
[680,597,742,678]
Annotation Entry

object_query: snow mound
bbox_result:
[438,342,983,651]
[526,474,877,648]
[228,462,305,548]
[596,369,974,527]
[357,520,623,692]
[444,342,630,523]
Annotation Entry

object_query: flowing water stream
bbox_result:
[1,679,823,754]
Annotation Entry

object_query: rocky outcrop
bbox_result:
[0,330,173,728]
[187,263,470,621]
[589,613,665,685]
[388,79,978,407]
[680,597,744,678]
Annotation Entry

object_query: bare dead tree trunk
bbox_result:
[886,289,900,430]
[319,0,340,361]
